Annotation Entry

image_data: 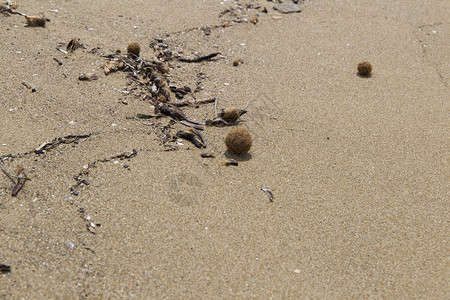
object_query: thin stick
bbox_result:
[11,169,27,197]
[0,163,17,184]
[170,97,216,107]
[22,81,36,92]
[214,97,218,116]
[0,164,29,182]
[179,52,220,63]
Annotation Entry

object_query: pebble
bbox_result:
[273,2,301,14]
[175,91,184,99]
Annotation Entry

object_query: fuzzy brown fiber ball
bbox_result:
[225,127,252,155]
[127,42,141,57]
[357,61,372,76]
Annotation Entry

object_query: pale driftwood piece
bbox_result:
[170,97,216,107]
[180,121,204,131]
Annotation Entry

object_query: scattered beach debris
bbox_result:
[176,130,205,148]
[34,133,92,154]
[261,185,274,202]
[273,2,301,14]
[201,152,215,158]
[220,159,238,166]
[103,61,124,75]
[22,81,36,92]
[225,127,252,155]
[0,263,11,273]
[53,57,63,65]
[66,38,84,52]
[70,149,138,197]
[78,72,98,81]
[357,61,372,77]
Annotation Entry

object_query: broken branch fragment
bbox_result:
[170,97,216,107]
[11,166,27,196]
[179,52,220,63]
[22,81,36,92]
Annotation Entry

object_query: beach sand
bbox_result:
[0,0,448,298]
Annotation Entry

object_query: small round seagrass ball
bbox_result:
[357,61,372,76]
[225,127,252,155]
[127,42,141,57]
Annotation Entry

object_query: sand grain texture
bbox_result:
[0,0,448,298]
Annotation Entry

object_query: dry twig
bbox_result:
[170,97,216,107]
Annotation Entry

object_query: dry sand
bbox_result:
[0,0,448,298]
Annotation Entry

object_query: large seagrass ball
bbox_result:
[225,127,252,155]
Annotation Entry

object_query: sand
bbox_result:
[0,0,448,298]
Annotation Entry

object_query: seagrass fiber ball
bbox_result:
[225,127,252,155]
[357,61,372,76]
[127,42,141,57]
